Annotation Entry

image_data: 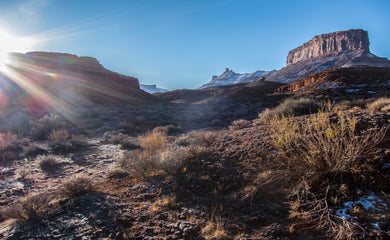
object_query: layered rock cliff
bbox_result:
[266,29,390,83]
[287,29,370,65]
[0,52,156,111]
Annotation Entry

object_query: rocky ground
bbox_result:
[0,104,389,239]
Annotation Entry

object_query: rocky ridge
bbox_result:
[276,66,390,94]
[199,68,275,89]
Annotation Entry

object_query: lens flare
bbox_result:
[0,28,35,70]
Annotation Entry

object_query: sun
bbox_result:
[0,28,35,70]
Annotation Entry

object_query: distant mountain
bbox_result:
[140,84,168,94]
[200,29,390,88]
[199,68,275,89]
[0,52,157,112]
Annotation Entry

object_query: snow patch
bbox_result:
[335,192,387,220]
[199,69,275,89]
[316,82,342,90]
[346,89,361,92]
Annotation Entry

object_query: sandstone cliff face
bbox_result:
[287,29,369,65]
[1,52,156,110]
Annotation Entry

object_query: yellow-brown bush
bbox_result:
[229,119,250,131]
[273,97,321,117]
[138,131,167,152]
[367,97,390,112]
[264,110,386,238]
[58,175,94,198]
[1,192,53,221]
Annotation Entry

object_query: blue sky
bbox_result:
[0,0,389,89]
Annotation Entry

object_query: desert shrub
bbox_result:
[2,192,53,221]
[121,144,192,178]
[164,124,182,135]
[0,131,22,164]
[103,131,126,144]
[38,154,59,173]
[9,112,32,136]
[48,130,88,153]
[47,129,69,142]
[191,130,219,146]
[153,126,169,136]
[335,98,372,111]
[119,137,140,150]
[201,216,230,240]
[30,114,66,140]
[23,144,47,158]
[367,97,390,112]
[229,119,250,131]
[58,176,94,198]
[273,97,321,117]
[263,111,386,238]
[17,167,31,181]
[107,168,129,179]
[174,130,218,147]
[253,108,273,126]
[138,131,168,152]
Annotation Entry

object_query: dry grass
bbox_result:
[31,114,66,140]
[2,192,53,221]
[263,110,386,238]
[48,130,88,153]
[121,144,191,178]
[138,131,168,152]
[176,130,218,147]
[107,168,129,179]
[367,97,390,112]
[229,119,250,131]
[273,97,321,116]
[270,111,385,180]
[120,129,215,179]
[0,131,22,164]
[0,131,18,149]
[38,154,59,173]
[201,216,230,240]
[58,175,94,198]
[47,129,69,142]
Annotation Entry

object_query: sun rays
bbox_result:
[0,28,36,71]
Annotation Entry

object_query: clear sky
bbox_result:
[0,0,389,90]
